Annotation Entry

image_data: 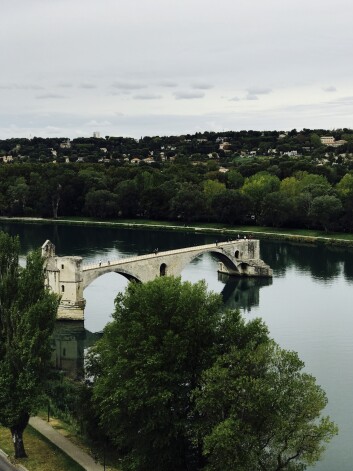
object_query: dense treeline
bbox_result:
[2,128,353,232]
[1,158,353,232]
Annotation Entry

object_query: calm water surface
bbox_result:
[1,220,353,471]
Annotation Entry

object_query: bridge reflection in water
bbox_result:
[51,321,101,380]
[51,276,272,378]
[219,274,272,312]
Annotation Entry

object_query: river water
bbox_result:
[1,220,352,470]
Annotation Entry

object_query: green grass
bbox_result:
[0,425,84,471]
[37,410,120,471]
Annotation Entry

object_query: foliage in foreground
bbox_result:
[0,231,59,458]
[88,276,337,471]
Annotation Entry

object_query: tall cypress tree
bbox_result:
[0,232,59,458]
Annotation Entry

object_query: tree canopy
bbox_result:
[89,276,337,471]
[0,232,59,458]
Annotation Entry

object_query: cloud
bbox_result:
[85,119,112,126]
[45,125,62,134]
[159,81,178,88]
[323,86,337,92]
[79,82,97,89]
[0,83,44,90]
[247,87,272,95]
[36,93,66,99]
[111,81,146,90]
[229,96,240,102]
[57,82,73,88]
[191,83,213,90]
[174,91,205,100]
[245,94,259,101]
[133,94,162,100]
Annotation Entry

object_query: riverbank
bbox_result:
[1,216,353,248]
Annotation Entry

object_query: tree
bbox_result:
[84,189,119,218]
[90,277,336,471]
[90,277,222,471]
[0,232,59,458]
[309,195,342,231]
[195,339,337,471]
[170,183,207,222]
[241,172,280,222]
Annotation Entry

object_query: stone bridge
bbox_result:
[42,238,272,321]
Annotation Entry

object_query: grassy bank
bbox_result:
[2,216,353,247]
[0,425,84,471]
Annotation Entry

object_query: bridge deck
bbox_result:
[82,240,241,272]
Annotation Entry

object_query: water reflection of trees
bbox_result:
[260,240,353,282]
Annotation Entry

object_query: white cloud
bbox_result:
[247,88,272,95]
[245,94,259,101]
[191,83,213,90]
[0,0,352,137]
[323,86,337,92]
[111,81,146,90]
[36,93,66,99]
[133,94,163,100]
[174,91,205,100]
[79,83,97,89]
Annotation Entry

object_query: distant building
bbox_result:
[1,155,13,163]
[60,139,71,149]
[331,139,347,148]
[93,131,101,138]
[321,136,347,147]
[320,136,335,145]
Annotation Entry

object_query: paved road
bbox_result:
[29,417,104,471]
[0,451,19,471]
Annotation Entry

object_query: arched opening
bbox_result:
[240,262,248,274]
[234,250,240,258]
[61,285,65,293]
[83,272,131,332]
[160,263,167,277]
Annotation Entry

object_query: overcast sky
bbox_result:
[1,0,353,139]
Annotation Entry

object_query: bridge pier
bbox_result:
[42,238,272,321]
[42,241,85,321]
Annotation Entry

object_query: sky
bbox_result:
[1,0,353,139]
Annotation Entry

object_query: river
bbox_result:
[1,220,352,470]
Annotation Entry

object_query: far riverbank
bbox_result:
[1,216,353,248]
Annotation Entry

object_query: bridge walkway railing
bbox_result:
[82,240,241,272]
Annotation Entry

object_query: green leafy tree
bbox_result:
[84,189,119,218]
[89,278,336,471]
[195,340,337,471]
[90,277,222,471]
[170,183,207,222]
[210,190,250,225]
[0,232,59,458]
[241,172,280,221]
[309,195,342,231]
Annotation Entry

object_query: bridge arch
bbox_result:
[176,248,241,278]
[83,266,141,289]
